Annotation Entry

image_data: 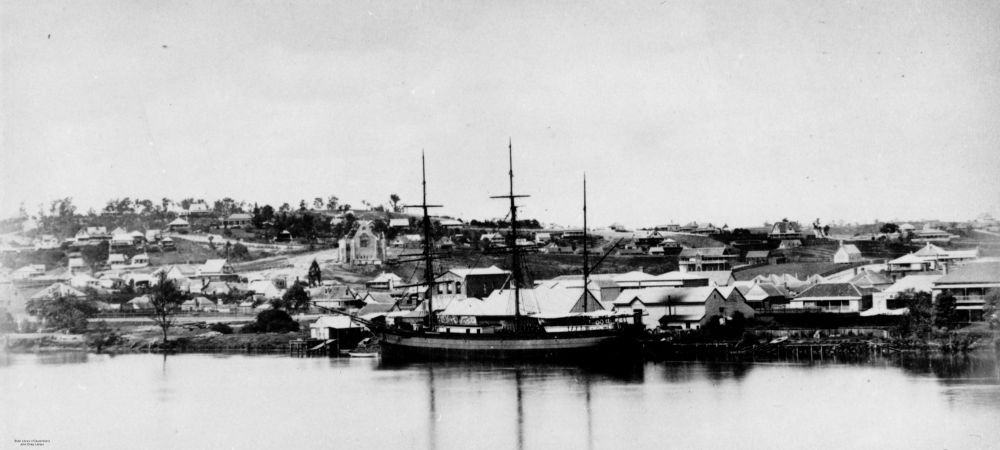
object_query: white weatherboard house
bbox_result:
[833,242,863,263]
[790,283,867,313]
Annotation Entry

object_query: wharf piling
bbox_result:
[289,338,340,357]
[644,339,890,361]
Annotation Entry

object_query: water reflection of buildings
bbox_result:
[656,360,754,383]
[890,353,1000,384]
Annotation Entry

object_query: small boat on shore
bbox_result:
[348,352,378,358]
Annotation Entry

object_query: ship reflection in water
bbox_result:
[1,353,999,449]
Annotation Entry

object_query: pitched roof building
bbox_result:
[932,262,1000,322]
[833,242,863,263]
[790,283,868,313]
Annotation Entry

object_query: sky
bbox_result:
[2,0,999,229]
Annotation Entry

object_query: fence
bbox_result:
[93,310,256,319]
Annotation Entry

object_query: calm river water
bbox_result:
[2,352,1000,450]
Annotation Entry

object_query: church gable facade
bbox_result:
[338,220,386,265]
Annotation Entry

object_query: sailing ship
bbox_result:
[372,143,643,360]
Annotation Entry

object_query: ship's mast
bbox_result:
[403,151,442,327]
[490,139,529,320]
[582,174,589,313]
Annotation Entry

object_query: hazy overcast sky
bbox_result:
[3,0,999,228]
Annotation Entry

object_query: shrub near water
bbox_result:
[209,323,234,334]
[241,309,300,333]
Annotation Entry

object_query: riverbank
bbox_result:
[641,328,1000,360]
[2,323,309,355]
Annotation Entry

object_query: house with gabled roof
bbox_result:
[130,253,150,267]
[677,247,739,272]
[886,252,935,276]
[107,253,128,268]
[913,242,979,266]
[388,218,410,228]
[789,283,869,313]
[179,201,213,219]
[535,276,623,308]
[769,221,802,239]
[867,274,942,315]
[357,301,398,319]
[222,213,252,228]
[744,250,771,265]
[932,262,1000,322]
[734,282,790,311]
[612,286,728,330]
[366,272,403,291]
[248,278,283,300]
[434,265,511,298]
[197,259,238,282]
[167,218,190,232]
[312,285,363,311]
[833,242,863,263]
[716,286,757,319]
[181,297,216,312]
[847,269,893,290]
[30,282,86,300]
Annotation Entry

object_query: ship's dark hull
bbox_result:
[376,328,637,361]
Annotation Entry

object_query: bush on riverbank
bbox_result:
[240,309,300,333]
[209,323,234,334]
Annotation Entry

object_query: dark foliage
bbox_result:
[150,273,186,342]
[25,295,98,333]
[0,309,17,333]
[895,290,934,338]
[279,282,311,311]
[933,293,958,329]
[307,260,322,287]
[984,288,1000,329]
[0,249,66,271]
[242,309,300,333]
[209,322,234,334]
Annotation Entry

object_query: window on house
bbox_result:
[360,236,370,248]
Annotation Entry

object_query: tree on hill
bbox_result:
[390,194,401,212]
[280,282,311,312]
[326,196,339,211]
[252,204,275,228]
[150,273,185,343]
[307,260,322,287]
[879,223,900,234]
[25,295,97,333]
[81,241,110,268]
[313,197,324,210]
